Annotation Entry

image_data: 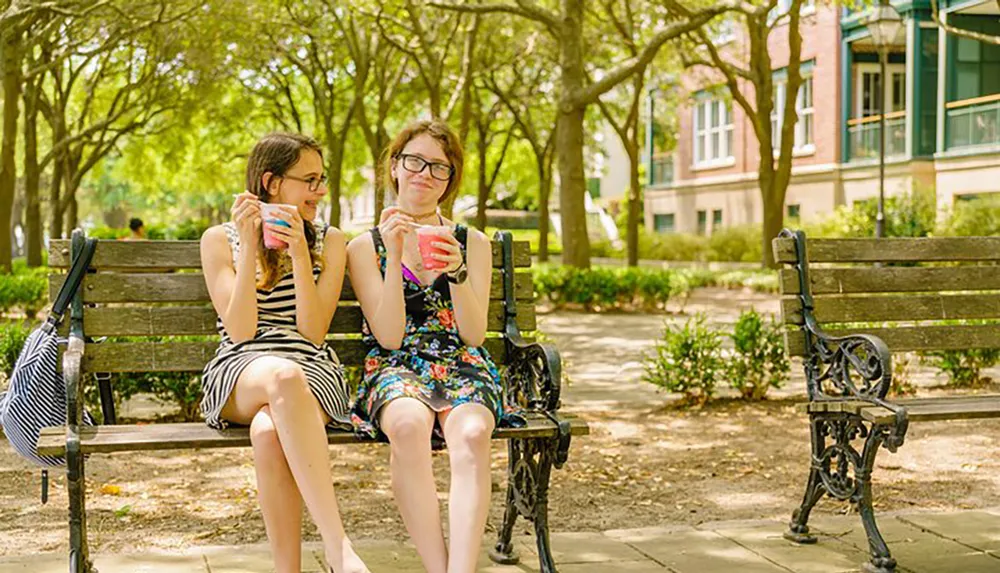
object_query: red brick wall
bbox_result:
[674,5,842,183]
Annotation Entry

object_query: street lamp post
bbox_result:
[864,0,904,238]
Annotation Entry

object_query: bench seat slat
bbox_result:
[785,324,1000,356]
[50,270,535,303]
[806,395,1000,425]
[779,266,1000,296]
[59,301,536,337]
[781,293,1000,325]
[49,239,532,269]
[36,413,590,456]
[74,338,515,372]
[774,237,1000,263]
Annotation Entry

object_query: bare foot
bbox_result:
[325,538,370,573]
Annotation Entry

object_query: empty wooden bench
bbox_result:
[39,229,588,573]
[773,230,1000,573]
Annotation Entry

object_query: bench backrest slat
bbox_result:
[71,338,511,373]
[57,301,536,337]
[774,237,1000,263]
[49,239,532,269]
[48,269,534,303]
[773,236,1000,357]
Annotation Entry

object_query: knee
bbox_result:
[260,359,308,399]
[384,414,433,454]
[449,415,492,457]
[249,409,282,460]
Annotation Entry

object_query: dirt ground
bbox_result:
[2,288,1000,556]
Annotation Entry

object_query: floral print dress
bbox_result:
[352,224,522,442]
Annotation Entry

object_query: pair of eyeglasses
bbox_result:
[397,153,453,181]
[282,173,328,192]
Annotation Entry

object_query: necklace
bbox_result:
[399,207,440,223]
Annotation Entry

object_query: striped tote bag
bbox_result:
[0,238,97,467]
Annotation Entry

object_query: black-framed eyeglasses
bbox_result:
[282,173,328,192]
[397,153,453,181]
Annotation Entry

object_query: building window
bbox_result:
[697,210,708,235]
[694,96,734,166]
[770,0,815,22]
[787,204,801,219]
[772,76,815,152]
[856,63,906,118]
[712,209,723,230]
[586,177,601,199]
[653,213,675,233]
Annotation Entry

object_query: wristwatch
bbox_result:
[446,261,468,284]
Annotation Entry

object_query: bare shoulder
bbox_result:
[465,226,490,247]
[201,224,228,250]
[347,229,375,257]
[323,226,346,249]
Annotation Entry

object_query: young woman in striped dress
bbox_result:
[199,133,368,573]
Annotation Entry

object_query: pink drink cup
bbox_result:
[260,203,292,250]
[416,226,449,270]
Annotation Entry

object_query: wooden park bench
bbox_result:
[773,229,1000,573]
[38,229,588,573]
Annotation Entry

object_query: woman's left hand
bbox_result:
[264,205,310,261]
[430,230,464,273]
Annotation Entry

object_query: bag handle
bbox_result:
[46,237,97,329]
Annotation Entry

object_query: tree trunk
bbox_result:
[23,77,42,266]
[758,169,784,269]
[0,27,22,272]
[556,105,590,268]
[49,158,63,239]
[475,129,488,231]
[66,194,78,233]
[537,152,552,262]
[626,143,640,267]
[370,132,388,222]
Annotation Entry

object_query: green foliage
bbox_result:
[941,195,1000,237]
[638,227,709,261]
[0,269,48,319]
[173,218,211,240]
[642,314,724,405]
[707,225,763,263]
[805,186,936,238]
[921,349,1000,387]
[0,322,31,378]
[531,265,680,310]
[726,309,789,400]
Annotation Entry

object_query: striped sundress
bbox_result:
[200,221,351,429]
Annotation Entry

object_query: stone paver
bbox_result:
[6,510,1000,572]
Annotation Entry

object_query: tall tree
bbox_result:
[681,0,804,267]
[374,0,481,217]
[332,3,409,219]
[482,29,559,261]
[0,16,22,271]
[470,86,514,231]
[433,0,740,268]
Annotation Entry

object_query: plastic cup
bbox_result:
[416,226,449,270]
[260,203,293,250]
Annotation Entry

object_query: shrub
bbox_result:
[891,353,918,397]
[0,272,48,318]
[642,314,724,405]
[805,186,936,239]
[707,225,762,263]
[532,266,676,311]
[921,348,1000,387]
[172,218,211,240]
[726,309,789,400]
[0,321,31,378]
[942,195,1000,237]
[638,228,709,261]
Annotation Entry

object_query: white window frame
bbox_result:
[855,62,906,119]
[771,75,816,154]
[693,96,735,168]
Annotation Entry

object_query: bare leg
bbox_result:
[381,398,448,573]
[250,406,302,573]
[439,403,496,573]
[222,357,368,573]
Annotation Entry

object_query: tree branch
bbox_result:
[428,0,559,35]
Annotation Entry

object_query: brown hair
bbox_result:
[382,120,464,205]
[246,132,324,290]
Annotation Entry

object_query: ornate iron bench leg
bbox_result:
[489,437,559,572]
[785,414,828,544]
[858,426,896,573]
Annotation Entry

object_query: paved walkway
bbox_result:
[5,510,1000,572]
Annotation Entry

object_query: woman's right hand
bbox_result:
[231,191,261,246]
[377,207,414,260]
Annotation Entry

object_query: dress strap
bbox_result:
[454,224,468,258]
[369,227,387,277]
